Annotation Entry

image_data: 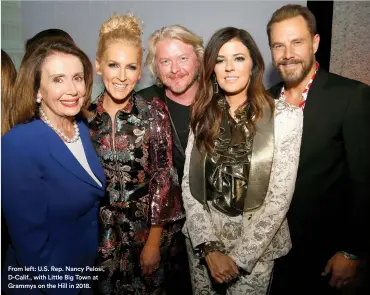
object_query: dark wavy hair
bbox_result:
[25,29,74,51]
[190,27,274,153]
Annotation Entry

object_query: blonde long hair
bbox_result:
[96,13,143,62]
[145,25,204,84]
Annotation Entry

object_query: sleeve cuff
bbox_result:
[195,241,225,259]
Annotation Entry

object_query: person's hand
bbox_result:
[140,242,161,276]
[205,251,239,284]
[322,252,360,288]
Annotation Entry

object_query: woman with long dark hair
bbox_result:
[182,27,303,294]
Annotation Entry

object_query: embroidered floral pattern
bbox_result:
[89,93,184,295]
[182,100,303,294]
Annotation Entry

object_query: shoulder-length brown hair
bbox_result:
[10,37,93,127]
[191,27,274,153]
[1,50,17,135]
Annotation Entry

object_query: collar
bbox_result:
[93,92,134,115]
[279,61,319,109]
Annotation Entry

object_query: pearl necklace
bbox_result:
[39,107,80,143]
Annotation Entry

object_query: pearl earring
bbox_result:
[36,97,42,104]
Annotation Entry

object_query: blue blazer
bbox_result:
[1,119,106,295]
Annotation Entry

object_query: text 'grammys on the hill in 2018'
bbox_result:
[7,266,104,290]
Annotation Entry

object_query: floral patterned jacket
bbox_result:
[182,99,303,273]
[89,93,185,226]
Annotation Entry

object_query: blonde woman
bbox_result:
[89,14,184,294]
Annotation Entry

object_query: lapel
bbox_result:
[189,142,207,205]
[189,107,274,211]
[48,120,105,190]
[244,106,274,211]
[302,68,328,116]
[79,121,106,188]
[299,68,328,160]
[268,69,328,113]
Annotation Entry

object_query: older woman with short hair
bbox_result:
[2,38,106,295]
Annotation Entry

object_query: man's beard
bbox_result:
[165,70,199,94]
[277,56,314,86]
